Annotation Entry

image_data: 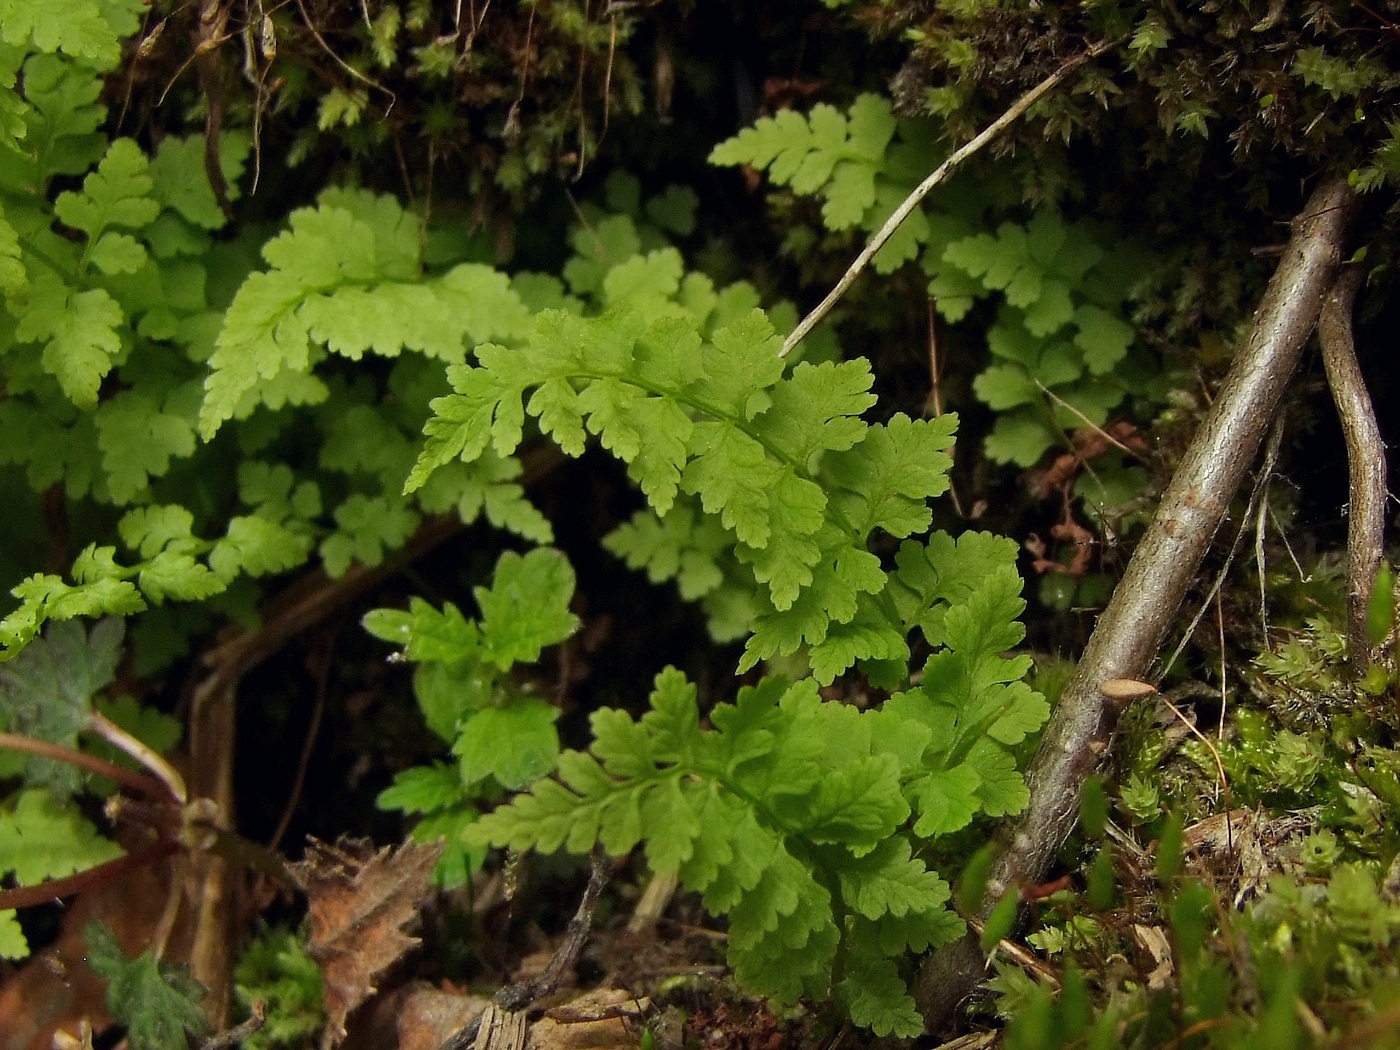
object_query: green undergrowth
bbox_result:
[0,1,1054,1038]
[985,567,1400,1049]
[4,2,1396,1049]
[709,93,1172,473]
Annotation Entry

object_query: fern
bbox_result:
[711,95,1163,469]
[408,305,956,682]
[470,559,1045,1035]
[395,280,1050,1033]
[365,547,580,887]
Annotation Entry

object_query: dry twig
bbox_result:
[780,39,1118,358]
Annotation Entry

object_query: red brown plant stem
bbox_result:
[0,840,179,911]
[913,176,1357,1032]
[0,732,172,801]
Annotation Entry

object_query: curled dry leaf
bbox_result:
[290,837,444,1045]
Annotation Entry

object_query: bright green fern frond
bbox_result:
[199,191,533,437]
[469,666,974,1024]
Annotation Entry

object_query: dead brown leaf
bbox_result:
[394,987,490,1050]
[290,836,443,1045]
[0,843,180,1050]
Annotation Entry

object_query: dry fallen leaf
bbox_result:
[290,837,443,1045]
[394,987,489,1050]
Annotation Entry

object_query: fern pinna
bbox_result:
[404,304,1049,1035]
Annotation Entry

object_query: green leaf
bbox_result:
[0,205,25,299]
[645,185,698,236]
[974,364,1039,410]
[201,194,526,436]
[0,0,130,67]
[53,138,159,241]
[320,494,419,576]
[474,548,579,669]
[603,503,730,600]
[837,838,951,920]
[1,574,144,662]
[907,762,982,836]
[210,515,312,580]
[362,597,479,664]
[964,738,1030,815]
[826,412,955,537]
[147,133,250,229]
[710,94,895,232]
[95,391,197,503]
[0,911,27,960]
[984,410,1058,467]
[454,700,560,789]
[409,805,486,888]
[0,788,123,885]
[835,950,925,1038]
[377,763,464,815]
[14,273,123,408]
[1366,562,1396,646]
[797,754,908,851]
[87,920,209,1050]
[136,550,222,604]
[0,618,123,792]
[117,506,197,560]
[1073,304,1135,374]
[889,530,1021,648]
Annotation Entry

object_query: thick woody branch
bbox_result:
[913,177,1357,1032]
[1318,265,1385,669]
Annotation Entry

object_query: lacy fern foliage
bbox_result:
[711,94,1161,469]
[366,548,579,887]
[472,669,965,1036]
[409,306,956,681]
[471,560,1046,1037]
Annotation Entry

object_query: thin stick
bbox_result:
[1034,379,1144,461]
[780,39,1118,358]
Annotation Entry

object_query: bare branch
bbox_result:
[1318,265,1385,670]
[913,176,1357,1032]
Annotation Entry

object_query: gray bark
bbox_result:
[914,176,1358,1032]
